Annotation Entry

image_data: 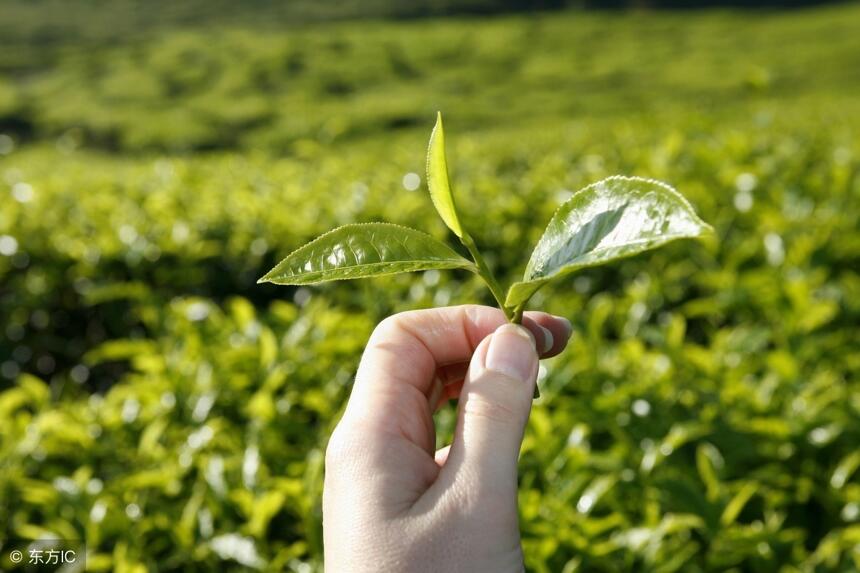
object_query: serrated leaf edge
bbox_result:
[258,222,475,285]
[505,175,714,307]
[426,112,464,238]
[524,175,713,278]
[544,175,713,240]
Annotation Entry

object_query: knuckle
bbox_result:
[370,312,414,342]
[463,303,503,323]
[463,304,505,333]
[462,391,523,425]
[371,314,401,338]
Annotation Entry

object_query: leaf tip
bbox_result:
[257,266,280,284]
[257,271,277,284]
[426,110,464,239]
[430,111,444,145]
[695,221,718,245]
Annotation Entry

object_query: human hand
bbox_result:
[323,305,572,572]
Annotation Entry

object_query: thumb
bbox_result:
[446,323,538,494]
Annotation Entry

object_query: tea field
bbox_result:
[1,3,859,571]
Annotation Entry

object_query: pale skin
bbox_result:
[323,305,572,572]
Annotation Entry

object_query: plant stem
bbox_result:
[511,303,525,325]
[460,233,537,397]
[460,233,513,321]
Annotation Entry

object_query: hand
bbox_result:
[323,305,572,572]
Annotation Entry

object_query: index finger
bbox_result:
[343,305,571,425]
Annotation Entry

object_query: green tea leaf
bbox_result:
[426,112,464,238]
[506,176,713,307]
[258,223,475,285]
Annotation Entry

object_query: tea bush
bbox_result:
[1,3,859,571]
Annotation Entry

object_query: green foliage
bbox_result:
[2,5,860,152]
[258,223,475,285]
[506,176,713,308]
[263,121,710,326]
[1,3,860,572]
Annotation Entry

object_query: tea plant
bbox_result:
[260,113,714,326]
[2,5,859,568]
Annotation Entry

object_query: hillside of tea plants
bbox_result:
[1,2,859,571]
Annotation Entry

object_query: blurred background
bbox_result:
[1,0,859,571]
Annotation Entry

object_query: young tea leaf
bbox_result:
[258,223,476,285]
[506,176,713,307]
[426,112,465,238]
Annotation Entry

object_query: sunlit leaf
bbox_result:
[506,176,713,307]
[720,482,758,526]
[426,112,465,238]
[258,223,475,285]
[830,451,860,489]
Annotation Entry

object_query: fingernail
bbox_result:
[485,324,537,381]
[555,315,572,340]
[538,325,554,354]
